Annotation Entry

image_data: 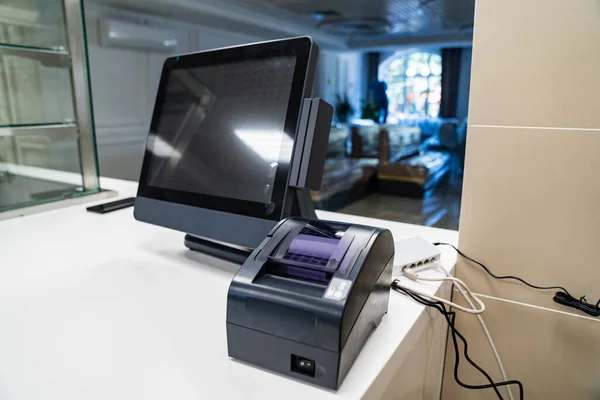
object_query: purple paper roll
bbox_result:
[288,234,340,260]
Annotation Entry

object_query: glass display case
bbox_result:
[0,0,107,217]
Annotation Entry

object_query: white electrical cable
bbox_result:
[434,264,515,400]
[400,269,486,315]
[393,242,516,399]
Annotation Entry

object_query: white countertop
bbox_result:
[0,177,458,400]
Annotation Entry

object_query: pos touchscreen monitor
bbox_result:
[134,37,324,256]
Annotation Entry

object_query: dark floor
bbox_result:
[0,174,81,212]
[338,175,463,231]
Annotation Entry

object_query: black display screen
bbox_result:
[136,37,315,221]
[146,56,297,205]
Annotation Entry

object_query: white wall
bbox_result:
[313,50,337,106]
[337,52,364,119]
[313,50,364,121]
[86,5,186,181]
[195,29,264,51]
[85,4,364,181]
[85,4,268,181]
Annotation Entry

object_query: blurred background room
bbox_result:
[0,0,474,229]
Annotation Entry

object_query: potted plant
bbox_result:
[335,93,354,124]
[361,101,381,123]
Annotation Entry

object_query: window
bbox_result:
[379,51,442,121]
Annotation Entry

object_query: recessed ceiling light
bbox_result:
[308,10,342,21]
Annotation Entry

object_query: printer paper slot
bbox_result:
[265,257,334,285]
[261,221,357,285]
[287,234,339,261]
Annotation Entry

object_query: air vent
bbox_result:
[317,17,391,36]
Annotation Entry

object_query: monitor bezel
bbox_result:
[135,37,316,223]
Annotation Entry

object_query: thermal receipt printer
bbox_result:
[226,218,394,389]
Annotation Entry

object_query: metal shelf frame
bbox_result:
[64,0,100,192]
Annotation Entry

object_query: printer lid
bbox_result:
[264,220,357,285]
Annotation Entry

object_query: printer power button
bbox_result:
[291,355,316,377]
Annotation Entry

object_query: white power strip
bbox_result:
[393,237,441,274]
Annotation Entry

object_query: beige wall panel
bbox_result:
[469,0,600,129]
[442,295,600,399]
[458,126,600,310]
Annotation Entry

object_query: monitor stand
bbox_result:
[184,189,316,264]
[183,234,252,265]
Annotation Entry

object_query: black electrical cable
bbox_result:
[393,282,524,399]
[393,283,504,399]
[434,243,600,317]
[433,243,572,296]
[553,292,600,317]
[392,281,525,400]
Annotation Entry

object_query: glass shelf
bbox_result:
[0,0,102,217]
[0,121,75,129]
[0,125,81,171]
[0,50,75,126]
[0,42,66,53]
[0,0,68,51]
[0,173,84,213]
[0,123,78,140]
[0,43,70,67]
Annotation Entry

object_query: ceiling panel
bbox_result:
[253,0,475,37]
